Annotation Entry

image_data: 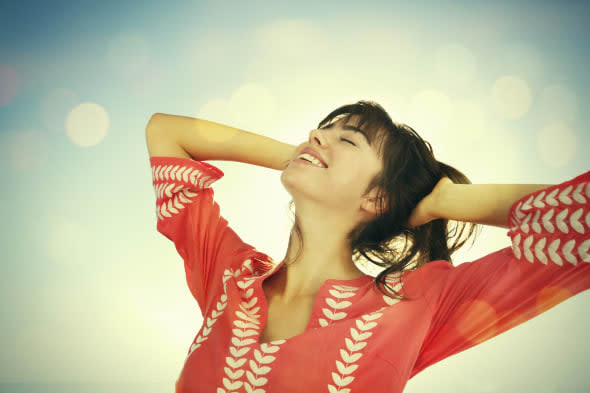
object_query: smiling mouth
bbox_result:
[294,157,327,168]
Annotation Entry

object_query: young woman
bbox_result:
[145,100,590,393]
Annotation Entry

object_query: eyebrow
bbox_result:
[323,123,370,145]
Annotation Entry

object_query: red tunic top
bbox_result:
[149,156,590,393]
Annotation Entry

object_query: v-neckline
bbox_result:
[253,258,373,346]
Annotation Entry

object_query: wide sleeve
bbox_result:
[150,156,260,313]
[411,169,590,377]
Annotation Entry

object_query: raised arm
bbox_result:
[432,182,555,229]
[146,113,299,313]
[146,113,298,170]
[410,169,590,377]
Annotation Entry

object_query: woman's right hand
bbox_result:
[406,177,454,228]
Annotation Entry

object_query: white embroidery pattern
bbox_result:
[188,255,402,391]
[327,311,385,393]
[216,259,286,393]
[243,340,286,393]
[322,272,403,392]
[184,292,228,363]
[151,162,217,220]
[243,259,288,392]
[509,181,590,266]
[320,284,361,327]
[183,260,245,365]
[381,273,404,307]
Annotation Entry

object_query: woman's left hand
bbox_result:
[406,177,453,228]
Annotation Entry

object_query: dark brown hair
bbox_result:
[285,100,482,301]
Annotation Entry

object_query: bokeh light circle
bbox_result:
[65,102,110,147]
[491,75,532,119]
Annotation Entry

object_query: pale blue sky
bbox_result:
[0,0,589,392]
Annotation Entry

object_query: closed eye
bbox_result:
[319,124,358,147]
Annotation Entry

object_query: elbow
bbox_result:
[148,113,161,126]
[145,113,162,135]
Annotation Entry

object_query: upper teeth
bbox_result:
[296,153,326,168]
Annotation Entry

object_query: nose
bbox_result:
[308,128,325,147]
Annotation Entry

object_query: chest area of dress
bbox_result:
[222,273,372,340]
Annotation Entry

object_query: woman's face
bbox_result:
[281,114,384,216]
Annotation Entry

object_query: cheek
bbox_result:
[327,165,365,193]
